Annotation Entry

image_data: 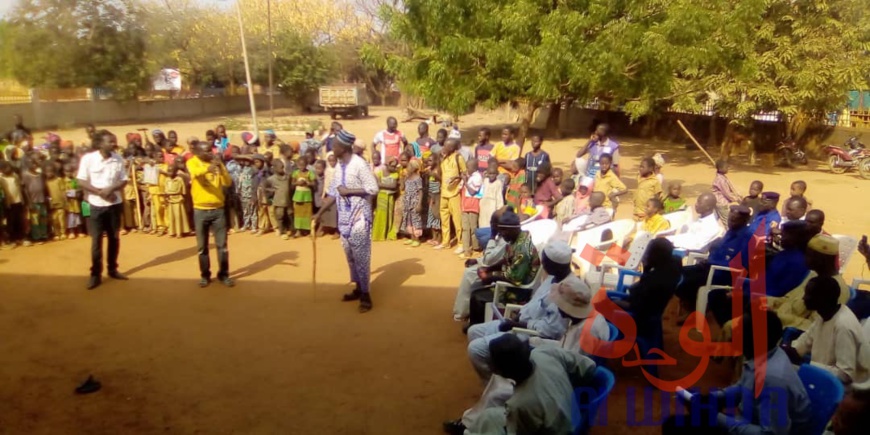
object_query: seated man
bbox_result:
[781,196,808,224]
[783,276,870,386]
[467,268,601,382]
[611,238,682,333]
[466,207,541,326]
[459,334,597,435]
[666,192,722,252]
[453,207,509,322]
[674,205,753,322]
[748,191,782,239]
[664,310,811,435]
[804,209,827,237]
[771,234,851,331]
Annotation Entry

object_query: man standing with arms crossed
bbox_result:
[314,129,379,313]
[77,130,128,290]
[187,141,234,288]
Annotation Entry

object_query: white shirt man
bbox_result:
[666,212,722,251]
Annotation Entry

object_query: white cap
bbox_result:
[543,240,573,265]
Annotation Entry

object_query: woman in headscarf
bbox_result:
[372,156,400,241]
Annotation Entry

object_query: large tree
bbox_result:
[8,0,148,99]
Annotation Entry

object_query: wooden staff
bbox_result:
[130,162,144,230]
[676,120,717,166]
[311,220,318,292]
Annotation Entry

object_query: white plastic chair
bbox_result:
[483,266,545,321]
[585,232,653,290]
[569,219,636,277]
[832,234,858,274]
[695,265,747,331]
[656,210,693,237]
[522,219,559,253]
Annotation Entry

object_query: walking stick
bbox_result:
[311,220,318,293]
[131,163,144,230]
[676,120,718,167]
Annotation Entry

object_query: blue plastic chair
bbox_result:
[614,269,642,294]
[571,366,616,435]
[797,364,844,435]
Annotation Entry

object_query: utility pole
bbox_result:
[268,0,274,126]
[235,0,259,137]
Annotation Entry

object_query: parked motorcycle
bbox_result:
[859,157,870,180]
[775,139,807,168]
[825,136,868,174]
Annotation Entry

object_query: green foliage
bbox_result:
[272,32,334,104]
[387,0,870,126]
[7,0,148,99]
[0,20,14,79]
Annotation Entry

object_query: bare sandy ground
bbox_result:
[1,107,867,434]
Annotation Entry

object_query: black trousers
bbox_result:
[88,203,123,277]
[194,208,229,280]
[6,203,25,242]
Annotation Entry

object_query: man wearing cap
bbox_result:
[748,192,782,238]
[76,130,129,290]
[467,207,541,325]
[313,129,379,313]
[450,327,598,435]
[674,204,754,323]
[187,140,234,288]
[373,116,407,164]
[783,276,870,386]
[770,234,852,331]
[666,191,723,252]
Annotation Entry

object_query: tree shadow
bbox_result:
[124,246,200,276]
[231,251,299,280]
[371,257,426,290]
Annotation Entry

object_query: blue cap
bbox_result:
[335,129,356,146]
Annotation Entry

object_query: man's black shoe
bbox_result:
[342,289,362,302]
[442,419,465,435]
[75,375,102,395]
[359,293,373,313]
[87,276,101,290]
[108,271,128,281]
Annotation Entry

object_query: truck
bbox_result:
[319,84,370,119]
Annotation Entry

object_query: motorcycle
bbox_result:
[825,136,868,174]
[775,139,807,168]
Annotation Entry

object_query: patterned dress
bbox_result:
[328,154,380,293]
[238,166,257,230]
[403,175,424,237]
[427,175,441,230]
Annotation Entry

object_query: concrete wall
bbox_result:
[0,95,302,130]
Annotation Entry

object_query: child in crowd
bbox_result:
[254,155,274,235]
[573,177,594,217]
[164,166,190,238]
[237,156,257,232]
[424,152,442,246]
[782,180,813,215]
[742,180,764,216]
[586,192,613,227]
[518,184,536,219]
[63,164,83,239]
[44,164,67,240]
[641,198,670,235]
[477,161,504,229]
[143,151,167,236]
[552,167,564,188]
[0,161,25,248]
[402,159,424,247]
[504,158,527,211]
[634,157,662,221]
[312,160,326,235]
[319,153,338,238]
[264,160,292,240]
[652,153,665,185]
[592,153,627,212]
[460,159,482,257]
[373,156,400,241]
[712,159,742,224]
[662,182,686,213]
[553,178,576,223]
[292,156,316,238]
[532,162,562,219]
[23,159,48,245]
[121,160,138,234]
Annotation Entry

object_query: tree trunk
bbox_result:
[546,101,563,139]
[719,121,734,160]
[707,112,718,149]
[516,100,540,150]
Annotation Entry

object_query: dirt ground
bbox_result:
[1,107,868,434]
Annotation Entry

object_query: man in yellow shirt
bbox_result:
[438,139,466,251]
[592,153,627,210]
[634,157,662,221]
[492,127,521,179]
[187,141,234,288]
